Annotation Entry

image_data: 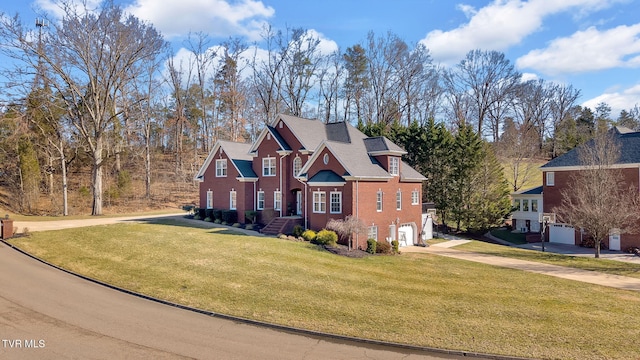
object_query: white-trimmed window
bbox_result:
[376,191,383,212]
[514,199,521,211]
[229,190,237,210]
[368,226,378,241]
[330,191,342,214]
[389,157,399,176]
[216,159,227,177]
[274,191,282,211]
[531,199,538,212]
[411,190,419,205]
[523,199,529,212]
[396,190,402,210]
[262,157,276,176]
[206,190,213,209]
[546,172,555,186]
[257,190,265,210]
[313,191,326,213]
[293,156,302,177]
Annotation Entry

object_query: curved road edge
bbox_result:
[0,238,530,360]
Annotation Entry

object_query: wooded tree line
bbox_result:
[0,0,638,217]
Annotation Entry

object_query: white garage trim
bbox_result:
[398,223,418,247]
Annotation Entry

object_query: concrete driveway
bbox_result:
[1,215,478,360]
[515,241,640,263]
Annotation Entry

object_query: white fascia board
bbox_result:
[540,163,640,172]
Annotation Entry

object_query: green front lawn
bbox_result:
[490,229,528,245]
[8,219,640,360]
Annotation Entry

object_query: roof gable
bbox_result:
[275,114,327,152]
[248,125,292,154]
[195,140,255,181]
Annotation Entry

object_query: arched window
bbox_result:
[293,156,302,177]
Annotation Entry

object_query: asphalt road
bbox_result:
[0,239,478,360]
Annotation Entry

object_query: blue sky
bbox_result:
[3,0,640,116]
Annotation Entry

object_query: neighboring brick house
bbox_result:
[195,114,427,249]
[541,126,640,250]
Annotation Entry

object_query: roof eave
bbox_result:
[540,163,640,172]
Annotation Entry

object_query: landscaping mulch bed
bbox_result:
[323,244,370,258]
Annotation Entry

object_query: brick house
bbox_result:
[541,126,640,250]
[195,114,427,249]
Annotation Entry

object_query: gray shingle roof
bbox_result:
[325,122,351,143]
[278,114,327,151]
[323,123,393,179]
[400,161,427,182]
[218,140,257,178]
[363,136,407,154]
[541,127,640,169]
[275,115,425,181]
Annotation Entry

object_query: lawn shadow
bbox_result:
[133,216,256,237]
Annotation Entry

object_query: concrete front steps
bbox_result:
[260,217,303,236]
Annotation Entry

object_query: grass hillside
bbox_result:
[9,218,640,360]
[501,158,546,192]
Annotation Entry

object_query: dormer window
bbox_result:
[389,157,399,176]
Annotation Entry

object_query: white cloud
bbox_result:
[516,24,640,75]
[420,0,624,65]
[125,0,275,40]
[582,84,640,115]
[303,29,339,56]
[521,72,539,82]
[34,0,103,20]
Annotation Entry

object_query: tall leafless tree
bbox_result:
[0,0,166,215]
[443,50,521,136]
[548,83,580,158]
[185,32,217,153]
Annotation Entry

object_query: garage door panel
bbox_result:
[549,224,575,245]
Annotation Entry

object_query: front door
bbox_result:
[296,191,303,215]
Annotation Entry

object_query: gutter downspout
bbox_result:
[355,180,359,250]
[295,176,308,229]
[279,154,289,217]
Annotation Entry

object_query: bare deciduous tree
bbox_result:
[326,215,369,251]
[554,131,640,257]
[497,118,539,192]
[443,50,521,136]
[0,0,166,215]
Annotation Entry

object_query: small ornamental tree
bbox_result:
[326,215,369,251]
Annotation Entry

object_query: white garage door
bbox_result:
[398,224,414,247]
[549,224,575,245]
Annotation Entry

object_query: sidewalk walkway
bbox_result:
[403,241,640,292]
